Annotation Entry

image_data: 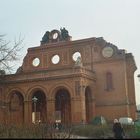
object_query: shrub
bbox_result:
[129,125,140,138]
[72,124,113,138]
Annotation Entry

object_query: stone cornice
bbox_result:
[0,67,96,84]
[28,37,97,52]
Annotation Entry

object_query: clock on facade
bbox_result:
[102,46,114,58]
[50,30,60,41]
[52,32,58,39]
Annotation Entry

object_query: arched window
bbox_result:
[10,93,20,111]
[106,72,113,91]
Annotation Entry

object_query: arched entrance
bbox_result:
[9,91,24,125]
[85,87,93,123]
[55,89,71,124]
[32,90,47,123]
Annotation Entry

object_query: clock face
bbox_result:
[102,46,114,58]
[52,32,58,39]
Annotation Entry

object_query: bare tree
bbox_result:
[0,35,24,74]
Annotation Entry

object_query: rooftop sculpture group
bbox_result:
[41,27,71,45]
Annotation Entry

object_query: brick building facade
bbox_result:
[0,29,137,125]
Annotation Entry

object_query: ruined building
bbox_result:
[0,28,137,125]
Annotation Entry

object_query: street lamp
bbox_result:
[32,96,38,124]
[137,74,140,81]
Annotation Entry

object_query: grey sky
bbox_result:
[0,0,140,105]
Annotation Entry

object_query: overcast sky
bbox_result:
[0,0,140,105]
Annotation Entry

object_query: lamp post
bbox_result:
[32,96,38,124]
[137,74,140,81]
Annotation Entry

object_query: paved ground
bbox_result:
[45,131,131,139]
[47,132,90,139]
[70,135,90,139]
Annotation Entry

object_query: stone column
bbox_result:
[71,84,87,124]
[24,100,32,124]
[71,97,83,124]
[70,97,76,123]
[81,84,86,122]
[47,98,55,124]
[80,95,86,123]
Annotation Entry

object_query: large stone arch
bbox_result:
[26,85,48,101]
[27,85,47,123]
[6,88,24,125]
[49,83,74,99]
[49,84,72,124]
[6,87,25,102]
[55,88,71,124]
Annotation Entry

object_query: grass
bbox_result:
[0,123,139,139]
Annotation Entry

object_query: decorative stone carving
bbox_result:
[40,28,71,45]
[75,81,80,95]
[60,27,69,41]
[41,31,50,45]
[75,56,83,67]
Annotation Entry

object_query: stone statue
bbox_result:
[40,28,71,45]
[75,56,83,67]
[41,31,50,44]
[60,27,69,40]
